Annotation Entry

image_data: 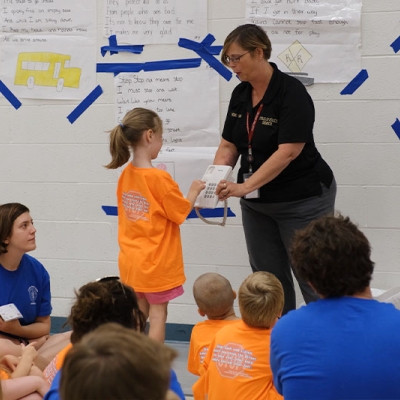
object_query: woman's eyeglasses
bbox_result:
[96,275,127,298]
[223,50,252,64]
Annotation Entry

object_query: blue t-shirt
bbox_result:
[271,297,400,400]
[0,253,51,325]
[44,368,185,400]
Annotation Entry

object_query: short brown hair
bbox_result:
[67,279,146,344]
[221,24,272,66]
[60,323,177,400]
[239,272,284,329]
[290,214,374,297]
[0,203,29,254]
[193,273,235,318]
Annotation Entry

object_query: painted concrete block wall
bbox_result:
[0,0,399,326]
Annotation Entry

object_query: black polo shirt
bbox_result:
[222,63,333,203]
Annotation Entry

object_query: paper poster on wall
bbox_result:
[245,0,362,83]
[0,0,96,99]
[114,63,220,147]
[154,146,217,194]
[104,0,207,44]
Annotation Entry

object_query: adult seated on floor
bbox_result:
[43,277,185,400]
[0,203,71,370]
[270,213,400,400]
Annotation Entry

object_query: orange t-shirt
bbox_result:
[188,319,239,376]
[0,369,9,380]
[117,164,191,292]
[193,320,282,400]
[43,343,72,384]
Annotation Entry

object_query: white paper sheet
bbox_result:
[103,0,207,44]
[0,0,96,99]
[246,0,362,83]
[114,64,220,147]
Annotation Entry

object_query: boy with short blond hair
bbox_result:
[193,272,283,400]
[188,273,239,376]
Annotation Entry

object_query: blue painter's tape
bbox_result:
[340,69,369,95]
[101,44,144,57]
[97,58,202,75]
[178,34,232,81]
[391,118,400,139]
[143,58,202,71]
[101,35,144,57]
[102,205,236,219]
[67,85,103,124]
[390,36,400,53]
[0,80,22,109]
[102,205,118,216]
[109,35,117,47]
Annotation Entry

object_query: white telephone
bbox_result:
[195,165,233,209]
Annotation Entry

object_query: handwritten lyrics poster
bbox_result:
[0,0,96,99]
[104,0,207,44]
[246,0,362,83]
[114,64,220,147]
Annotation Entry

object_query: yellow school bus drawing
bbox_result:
[14,52,82,92]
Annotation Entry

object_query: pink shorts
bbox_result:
[136,285,184,305]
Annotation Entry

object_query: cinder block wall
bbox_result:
[0,0,399,330]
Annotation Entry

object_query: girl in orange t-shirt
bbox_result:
[106,108,205,343]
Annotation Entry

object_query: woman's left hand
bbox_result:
[216,180,246,200]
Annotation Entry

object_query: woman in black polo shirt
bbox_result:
[214,24,336,314]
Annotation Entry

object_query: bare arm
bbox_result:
[0,316,50,341]
[10,344,38,378]
[242,142,304,193]
[216,143,305,199]
[186,180,206,208]
[1,375,49,400]
[213,138,240,167]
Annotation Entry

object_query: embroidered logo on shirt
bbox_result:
[259,116,278,126]
[122,191,150,222]
[212,342,256,379]
[28,286,38,305]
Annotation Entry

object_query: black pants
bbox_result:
[240,179,337,314]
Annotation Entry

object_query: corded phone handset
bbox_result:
[194,165,233,226]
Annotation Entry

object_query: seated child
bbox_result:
[43,278,185,400]
[188,273,239,376]
[193,272,284,400]
[0,342,49,399]
[59,323,179,400]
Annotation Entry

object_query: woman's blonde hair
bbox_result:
[105,108,162,169]
[239,272,284,329]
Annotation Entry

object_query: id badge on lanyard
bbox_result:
[244,104,263,199]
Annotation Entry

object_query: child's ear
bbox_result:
[232,290,237,300]
[197,308,206,317]
[145,129,154,141]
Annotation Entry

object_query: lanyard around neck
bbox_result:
[246,103,263,173]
